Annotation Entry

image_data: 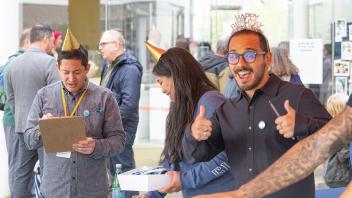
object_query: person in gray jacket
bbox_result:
[24,30,126,197]
[6,24,60,198]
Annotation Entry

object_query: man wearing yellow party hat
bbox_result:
[24,29,125,197]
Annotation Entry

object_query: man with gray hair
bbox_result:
[99,29,143,196]
[7,24,60,198]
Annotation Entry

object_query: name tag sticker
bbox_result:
[56,152,71,158]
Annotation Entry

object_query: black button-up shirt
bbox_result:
[184,74,331,198]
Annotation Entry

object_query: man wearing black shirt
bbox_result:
[193,97,352,198]
[183,13,331,198]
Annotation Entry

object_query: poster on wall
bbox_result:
[334,60,350,76]
[336,76,348,94]
[335,19,347,42]
[341,42,352,60]
[290,39,323,84]
[349,25,352,41]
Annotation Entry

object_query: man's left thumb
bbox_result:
[284,100,294,113]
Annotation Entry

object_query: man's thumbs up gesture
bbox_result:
[274,100,296,138]
[191,105,212,141]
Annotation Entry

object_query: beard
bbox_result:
[233,63,267,91]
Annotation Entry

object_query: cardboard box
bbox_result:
[118,167,172,191]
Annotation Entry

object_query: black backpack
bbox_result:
[323,145,351,188]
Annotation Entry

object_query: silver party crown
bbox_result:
[231,13,263,33]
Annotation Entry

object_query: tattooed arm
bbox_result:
[194,106,352,198]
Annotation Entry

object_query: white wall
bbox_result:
[0,1,18,195]
[0,0,19,64]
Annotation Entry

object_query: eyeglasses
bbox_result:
[226,51,266,65]
[99,41,116,47]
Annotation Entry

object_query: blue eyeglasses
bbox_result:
[227,51,266,65]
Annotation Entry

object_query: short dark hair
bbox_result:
[30,24,53,43]
[227,30,270,53]
[58,46,88,67]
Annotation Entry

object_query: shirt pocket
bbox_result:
[83,110,104,138]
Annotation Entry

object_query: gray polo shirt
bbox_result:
[24,81,125,198]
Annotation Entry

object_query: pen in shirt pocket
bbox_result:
[268,100,296,140]
[268,100,280,117]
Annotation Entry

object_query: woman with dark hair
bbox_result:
[138,47,235,198]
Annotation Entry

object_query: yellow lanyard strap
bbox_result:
[61,83,89,117]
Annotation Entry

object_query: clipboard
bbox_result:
[39,116,86,152]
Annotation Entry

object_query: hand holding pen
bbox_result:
[269,100,296,139]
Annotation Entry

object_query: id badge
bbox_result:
[56,152,71,158]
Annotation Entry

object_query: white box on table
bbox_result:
[118,167,172,191]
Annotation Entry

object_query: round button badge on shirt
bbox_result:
[83,110,90,117]
[258,121,266,130]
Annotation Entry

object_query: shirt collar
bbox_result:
[62,78,90,96]
[259,74,281,97]
[28,46,46,53]
[235,74,281,102]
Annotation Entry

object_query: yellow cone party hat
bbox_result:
[61,29,80,52]
[144,41,166,61]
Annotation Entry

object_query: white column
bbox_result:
[321,0,334,42]
[0,0,20,64]
[292,0,309,39]
[0,0,19,196]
